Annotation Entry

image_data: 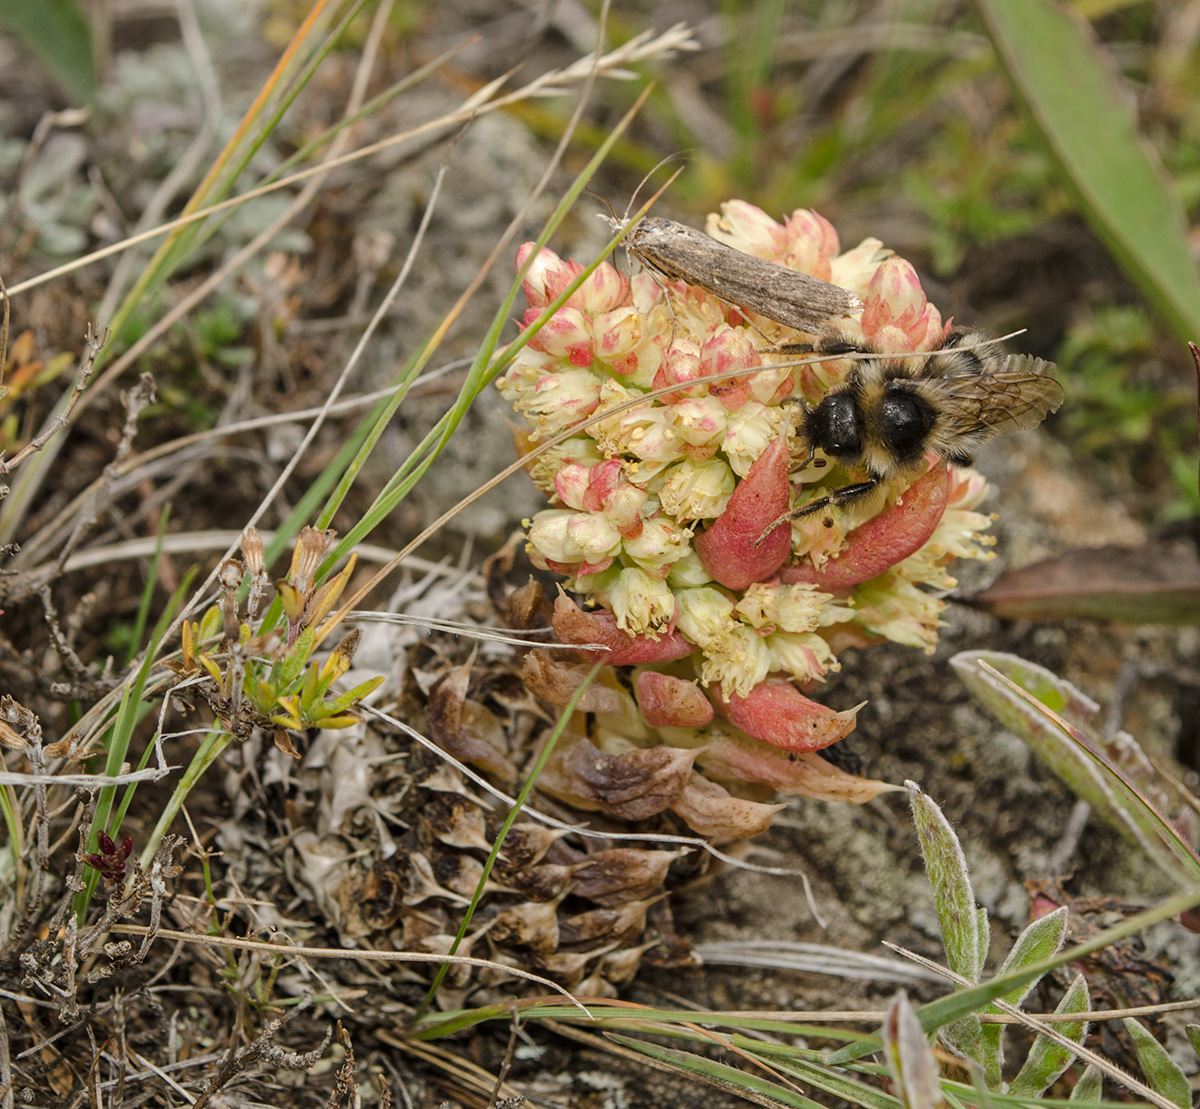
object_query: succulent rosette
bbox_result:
[496,201,997,836]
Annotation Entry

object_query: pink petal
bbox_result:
[694,435,792,590]
[780,464,950,589]
[711,677,860,753]
[552,595,694,665]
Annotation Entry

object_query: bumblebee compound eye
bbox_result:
[807,392,861,457]
[879,388,936,461]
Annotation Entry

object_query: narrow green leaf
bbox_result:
[908,782,979,983]
[606,1035,826,1109]
[978,905,1068,1087]
[1186,1023,1200,1061]
[1009,973,1089,1097]
[975,0,1200,340]
[0,0,95,103]
[1123,1018,1190,1109]
[994,906,1068,1004]
[1070,1064,1103,1103]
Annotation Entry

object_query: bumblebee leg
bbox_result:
[824,478,881,508]
[752,475,887,546]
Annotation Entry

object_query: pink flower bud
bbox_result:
[694,434,791,590]
[782,208,840,277]
[711,677,860,753]
[555,463,592,509]
[705,200,786,259]
[700,328,761,410]
[518,244,583,309]
[594,307,642,373]
[653,340,705,402]
[780,464,949,589]
[579,259,629,314]
[528,306,594,366]
[860,258,947,351]
[580,459,624,512]
[633,670,715,728]
[553,595,694,665]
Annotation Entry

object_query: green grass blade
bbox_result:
[975,0,1200,339]
[0,0,95,104]
[606,1034,828,1109]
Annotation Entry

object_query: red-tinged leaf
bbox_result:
[552,594,694,664]
[781,464,949,589]
[671,773,785,838]
[962,541,1200,624]
[710,677,861,753]
[696,724,899,802]
[632,670,714,728]
[695,434,792,590]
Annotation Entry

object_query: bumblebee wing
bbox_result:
[940,356,1064,438]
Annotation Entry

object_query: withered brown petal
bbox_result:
[558,898,653,946]
[272,727,302,759]
[489,899,561,955]
[497,823,567,871]
[428,661,517,784]
[670,773,786,838]
[570,847,684,906]
[423,794,491,852]
[633,670,715,728]
[520,653,628,714]
[698,729,900,803]
[556,737,697,821]
[502,862,575,902]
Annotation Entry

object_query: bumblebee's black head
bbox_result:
[804,378,937,471]
[806,391,861,458]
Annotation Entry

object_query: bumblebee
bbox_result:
[782,330,1064,520]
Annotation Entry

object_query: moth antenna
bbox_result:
[624,152,690,222]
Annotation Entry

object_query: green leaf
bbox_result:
[0,0,95,104]
[606,1035,826,1109]
[1187,1023,1200,1061]
[979,906,1069,1085]
[1070,1064,1103,1103]
[994,906,1068,1004]
[1009,973,1089,1097]
[975,0,1200,340]
[1123,1018,1191,1109]
[907,782,979,983]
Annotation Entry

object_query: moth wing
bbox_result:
[939,356,1064,438]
